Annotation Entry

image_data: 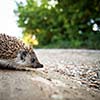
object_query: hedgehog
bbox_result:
[0,33,43,70]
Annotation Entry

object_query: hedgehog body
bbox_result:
[0,33,43,70]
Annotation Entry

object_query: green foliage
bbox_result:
[14,0,100,49]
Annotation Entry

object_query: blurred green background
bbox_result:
[14,0,100,49]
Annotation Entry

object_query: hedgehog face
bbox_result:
[15,49,43,68]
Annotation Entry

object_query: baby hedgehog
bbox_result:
[0,33,43,70]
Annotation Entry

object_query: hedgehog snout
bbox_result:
[33,63,43,68]
[37,63,43,68]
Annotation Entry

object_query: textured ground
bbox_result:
[0,49,100,100]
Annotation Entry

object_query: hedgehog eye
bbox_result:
[31,57,35,63]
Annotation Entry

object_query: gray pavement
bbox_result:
[0,49,100,100]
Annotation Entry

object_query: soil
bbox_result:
[0,49,100,100]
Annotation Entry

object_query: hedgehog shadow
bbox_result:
[0,64,35,72]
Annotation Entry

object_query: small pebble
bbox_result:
[51,94,64,100]
[97,71,100,79]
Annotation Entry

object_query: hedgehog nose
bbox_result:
[36,64,43,68]
[38,64,43,68]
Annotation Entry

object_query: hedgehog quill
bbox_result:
[0,33,43,70]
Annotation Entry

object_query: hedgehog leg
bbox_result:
[0,60,34,71]
[0,61,16,70]
[0,62,26,71]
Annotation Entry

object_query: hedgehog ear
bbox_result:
[19,49,28,61]
[19,49,27,56]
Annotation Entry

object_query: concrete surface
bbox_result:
[0,49,100,100]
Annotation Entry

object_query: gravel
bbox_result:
[0,49,100,100]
